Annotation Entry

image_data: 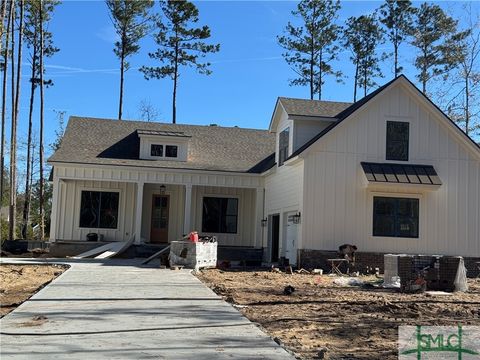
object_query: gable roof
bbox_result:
[288,75,480,160]
[278,97,352,118]
[48,117,276,173]
[289,77,399,159]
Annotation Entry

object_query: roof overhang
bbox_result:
[268,98,285,132]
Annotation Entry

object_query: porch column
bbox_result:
[254,187,264,249]
[183,184,192,235]
[134,181,144,244]
[49,176,60,242]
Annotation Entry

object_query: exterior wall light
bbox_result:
[293,212,301,224]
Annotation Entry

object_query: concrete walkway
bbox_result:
[0,259,294,359]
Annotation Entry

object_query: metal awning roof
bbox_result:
[361,162,442,186]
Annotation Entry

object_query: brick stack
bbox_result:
[439,256,462,292]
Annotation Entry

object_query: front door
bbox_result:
[150,195,169,243]
[270,214,280,262]
[285,212,298,265]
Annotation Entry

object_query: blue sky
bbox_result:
[9,0,479,155]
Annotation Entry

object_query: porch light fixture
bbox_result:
[292,212,301,224]
[159,184,166,194]
[261,218,268,227]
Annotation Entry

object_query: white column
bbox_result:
[134,181,144,244]
[254,187,264,249]
[183,184,192,235]
[49,177,60,243]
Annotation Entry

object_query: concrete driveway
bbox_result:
[0,259,294,359]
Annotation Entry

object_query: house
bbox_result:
[48,76,480,271]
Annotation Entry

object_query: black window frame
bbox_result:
[79,190,120,229]
[386,121,410,161]
[373,196,419,238]
[278,127,290,166]
[202,197,238,234]
[151,144,164,157]
[165,145,178,158]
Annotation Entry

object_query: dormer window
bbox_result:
[138,129,190,161]
[386,121,409,161]
[150,144,178,158]
[151,144,163,157]
[165,145,178,158]
[278,127,290,166]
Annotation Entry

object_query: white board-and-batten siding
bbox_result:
[191,186,256,247]
[55,180,136,242]
[301,82,480,257]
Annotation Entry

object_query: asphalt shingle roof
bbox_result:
[278,97,352,118]
[48,117,276,173]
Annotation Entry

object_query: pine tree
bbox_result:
[0,0,14,238]
[9,0,24,240]
[21,0,58,239]
[344,14,384,101]
[410,3,469,94]
[379,0,414,77]
[106,0,153,120]
[278,0,342,100]
[140,0,219,124]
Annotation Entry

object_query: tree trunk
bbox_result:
[39,0,45,240]
[465,76,469,135]
[172,34,178,124]
[0,0,13,226]
[8,0,16,241]
[394,42,398,78]
[318,50,322,100]
[309,42,314,100]
[353,59,358,102]
[422,46,428,94]
[0,0,8,56]
[22,50,36,239]
[363,62,367,97]
[118,33,125,120]
[12,0,23,238]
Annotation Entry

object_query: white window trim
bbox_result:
[200,194,240,236]
[77,187,122,231]
[367,191,424,241]
[150,143,179,159]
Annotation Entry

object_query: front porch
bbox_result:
[49,165,266,254]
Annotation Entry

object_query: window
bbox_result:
[151,144,163,157]
[373,196,419,238]
[202,197,238,234]
[165,145,178,158]
[80,191,119,229]
[278,127,290,166]
[386,121,409,161]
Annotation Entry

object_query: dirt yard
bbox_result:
[197,269,480,360]
[0,264,67,317]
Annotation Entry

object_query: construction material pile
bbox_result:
[169,237,217,270]
[384,254,468,293]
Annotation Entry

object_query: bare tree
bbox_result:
[138,99,159,122]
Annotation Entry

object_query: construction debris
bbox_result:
[283,285,295,295]
[141,245,171,265]
[72,237,134,259]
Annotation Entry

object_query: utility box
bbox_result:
[169,240,217,270]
